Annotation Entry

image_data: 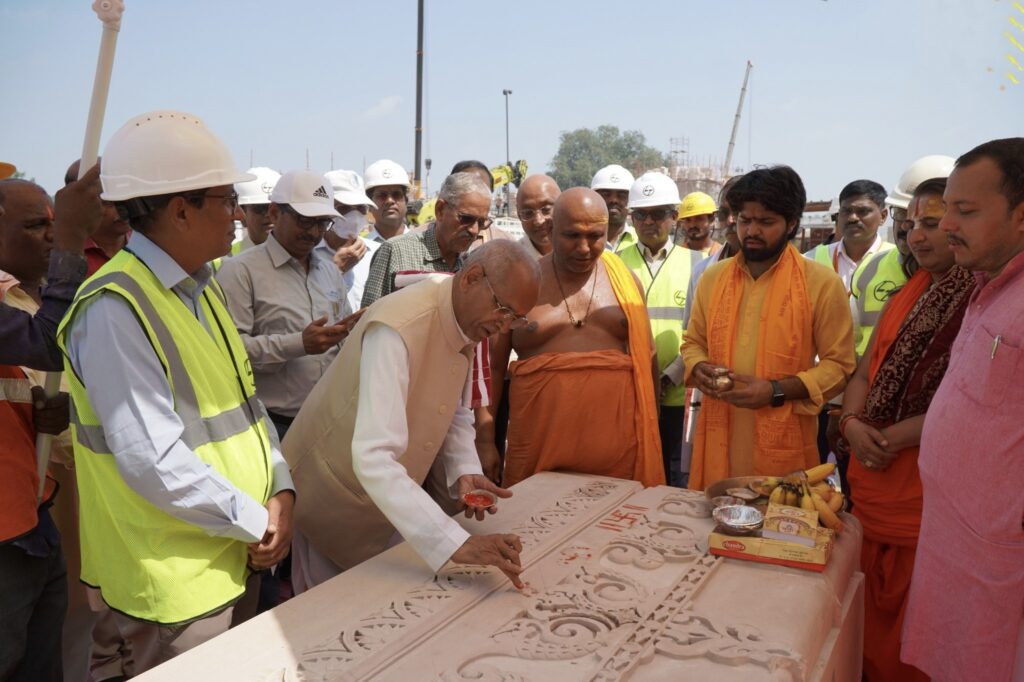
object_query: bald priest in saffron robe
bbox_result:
[682,244,856,489]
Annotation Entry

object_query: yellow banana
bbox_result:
[828,492,845,513]
[804,463,836,484]
[784,486,799,507]
[811,492,844,534]
[769,485,786,506]
[800,483,816,512]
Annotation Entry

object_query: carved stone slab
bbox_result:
[136,473,863,682]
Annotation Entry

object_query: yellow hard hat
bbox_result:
[677,191,717,220]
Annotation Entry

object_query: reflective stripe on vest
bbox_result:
[0,376,33,403]
[57,251,272,624]
[617,244,700,406]
[851,248,907,356]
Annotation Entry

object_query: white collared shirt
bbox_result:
[640,240,674,278]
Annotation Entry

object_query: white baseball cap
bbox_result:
[325,169,374,207]
[270,170,341,218]
[363,159,411,191]
[236,167,281,205]
[591,164,635,192]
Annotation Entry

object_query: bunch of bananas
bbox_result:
[755,464,845,534]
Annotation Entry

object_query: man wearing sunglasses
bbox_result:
[363,159,411,243]
[617,172,704,487]
[217,170,354,443]
[361,172,492,308]
[57,111,295,676]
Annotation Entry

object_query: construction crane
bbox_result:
[722,60,753,178]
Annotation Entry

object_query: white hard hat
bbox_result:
[828,197,840,218]
[100,110,253,201]
[627,171,681,209]
[591,164,635,191]
[325,169,374,206]
[886,155,956,210]
[270,170,341,218]
[236,167,281,205]
[363,159,411,191]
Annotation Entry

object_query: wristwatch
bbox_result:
[769,380,785,407]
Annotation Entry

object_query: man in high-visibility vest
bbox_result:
[617,171,702,487]
[57,111,295,678]
[850,156,955,357]
[590,164,636,253]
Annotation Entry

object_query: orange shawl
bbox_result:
[691,245,814,488]
[601,251,665,487]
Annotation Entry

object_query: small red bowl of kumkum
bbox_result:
[462,489,497,509]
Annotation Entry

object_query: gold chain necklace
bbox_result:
[552,260,598,328]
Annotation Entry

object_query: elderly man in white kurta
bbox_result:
[283,240,541,591]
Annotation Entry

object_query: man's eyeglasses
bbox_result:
[371,189,407,203]
[456,212,494,231]
[484,275,529,329]
[631,208,676,223]
[281,204,333,231]
[245,203,270,215]
[184,190,239,213]
[519,205,553,221]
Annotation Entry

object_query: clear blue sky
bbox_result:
[1,0,1019,201]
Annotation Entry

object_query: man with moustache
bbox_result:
[65,158,132,275]
[683,166,855,489]
[901,138,1024,682]
[218,170,354,441]
[515,174,561,259]
[590,164,636,252]
[617,171,703,486]
[478,188,664,489]
[804,180,894,306]
[363,159,411,243]
[361,173,492,307]
[675,191,722,256]
[851,156,955,358]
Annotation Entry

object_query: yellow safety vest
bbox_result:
[617,243,701,406]
[57,250,273,625]
[851,248,909,356]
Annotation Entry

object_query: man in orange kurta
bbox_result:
[479,188,664,489]
[682,166,855,490]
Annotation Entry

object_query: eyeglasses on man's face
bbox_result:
[456,212,493,231]
[281,204,333,231]
[519,205,553,222]
[631,208,676,223]
[483,275,528,329]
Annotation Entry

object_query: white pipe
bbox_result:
[37,1,124,502]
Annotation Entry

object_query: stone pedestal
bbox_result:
[136,472,863,681]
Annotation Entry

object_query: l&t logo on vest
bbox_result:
[673,290,686,307]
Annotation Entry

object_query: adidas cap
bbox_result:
[270,170,342,218]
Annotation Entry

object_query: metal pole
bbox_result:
[502,89,512,216]
[414,0,424,197]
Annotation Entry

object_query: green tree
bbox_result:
[549,125,669,189]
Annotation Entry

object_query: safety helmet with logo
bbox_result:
[363,159,411,192]
[270,170,341,218]
[591,164,635,192]
[325,169,374,207]
[101,111,254,204]
[236,167,281,205]
[677,191,717,220]
[627,171,681,209]
[885,155,955,210]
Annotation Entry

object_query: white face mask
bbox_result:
[332,210,369,239]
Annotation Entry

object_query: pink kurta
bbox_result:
[901,251,1024,680]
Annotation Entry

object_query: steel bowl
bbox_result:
[713,505,764,535]
[711,495,747,508]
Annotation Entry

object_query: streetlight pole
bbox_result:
[502,88,512,217]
